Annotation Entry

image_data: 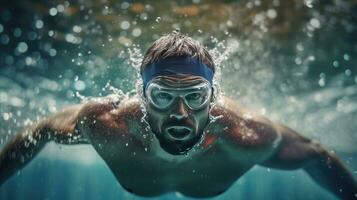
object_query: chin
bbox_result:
[156,131,201,155]
[160,142,193,155]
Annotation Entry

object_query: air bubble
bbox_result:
[266,9,277,19]
[120,21,130,30]
[57,4,65,12]
[121,2,130,9]
[3,112,11,120]
[13,28,22,37]
[333,61,339,68]
[310,18,320,28]
[17,42,28,53]
[132,28,142,37]
[35,20,44,29]
[343,54,350,61]
[49,7,58,16]
[0,34,10,45]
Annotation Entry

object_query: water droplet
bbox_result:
[17,42,28,53]
[318,73,326,87]
[140,13,148,20]
[304,0,313,8]
[49,48,57,57]
[121,2,130,9]
[73,25,82,33]
[343,54,350,61]
[74,80,86,91]
[333,61,339,68]
[266,9,277,19]
[57,4,65,12]
[3,112,10,120]
[294,57,302,65]
[0,34,9,44]
[24,141,30,148]
[132,28,142,37]
[13,28,22,37]
[35,20,44,29]
[49,7,58,16]
[310,18,320,28]
[120,21,130,30]
[345,69,351,76]
[48,30,55,37]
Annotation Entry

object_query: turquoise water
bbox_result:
[0,1,356,199]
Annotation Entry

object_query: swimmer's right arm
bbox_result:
[0,104,87,186]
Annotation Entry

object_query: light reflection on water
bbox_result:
[0,1,356,200]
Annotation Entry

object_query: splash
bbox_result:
[127,44,143,71]
[74,81,131,108]
[207,36,240,122]
[126,44,153,139]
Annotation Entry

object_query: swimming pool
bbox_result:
[0,1,356,200]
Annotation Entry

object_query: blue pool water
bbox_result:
[0,1,356,199]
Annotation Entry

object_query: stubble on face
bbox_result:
[146,75,212,155]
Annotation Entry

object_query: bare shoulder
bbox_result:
[78,95,142,119]
[77,95,143,136]
[210,96,281,160]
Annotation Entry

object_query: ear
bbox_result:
[210,87,215,103]
[208,88,216,111]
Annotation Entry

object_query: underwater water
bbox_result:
[0,0,356,200]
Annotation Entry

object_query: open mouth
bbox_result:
[165,126,193,140]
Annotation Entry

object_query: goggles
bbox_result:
[145,81,212,110]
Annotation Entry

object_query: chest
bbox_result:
[85,111,255,197]
[96,135,249,197]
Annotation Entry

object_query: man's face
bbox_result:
[145,75,212,155]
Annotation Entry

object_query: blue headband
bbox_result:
[141,56,214,90]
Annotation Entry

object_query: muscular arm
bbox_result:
[0,104,87,186]
[261,123,357,200]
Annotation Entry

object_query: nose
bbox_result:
[170,99,189,120]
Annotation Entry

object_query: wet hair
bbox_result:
[140,32,216,74]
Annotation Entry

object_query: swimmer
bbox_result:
[0,33,356,199]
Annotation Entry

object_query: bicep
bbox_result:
[260,123,323,170]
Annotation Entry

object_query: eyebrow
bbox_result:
[154,75,206,87]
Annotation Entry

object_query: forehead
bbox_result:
[151,74,207,88]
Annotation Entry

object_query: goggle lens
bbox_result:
[146,82,211,110]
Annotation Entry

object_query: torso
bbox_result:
[78,96,279,198]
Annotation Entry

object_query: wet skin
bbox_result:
[79,97,279,197]
[77,77,281,197]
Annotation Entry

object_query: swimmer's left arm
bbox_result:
[260,123,357,200]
